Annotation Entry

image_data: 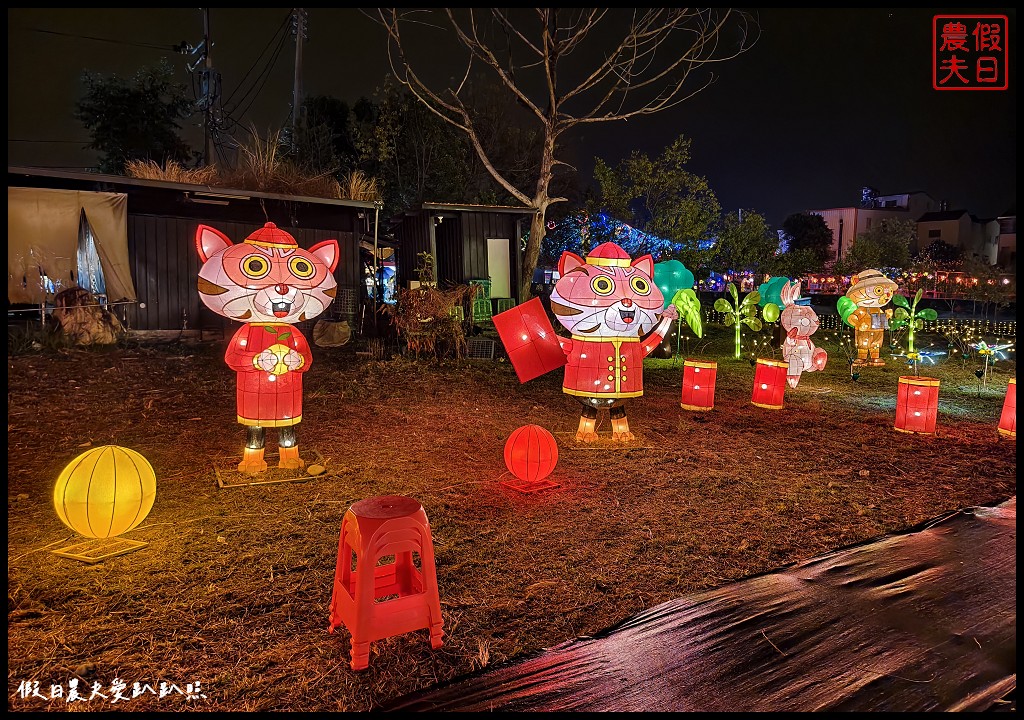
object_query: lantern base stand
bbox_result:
[997,428,1015,438]
[500,477,561,494]
[893,427,936,436]
[680,403,713,412]
[51,537,148,564]
[215,448,326,488]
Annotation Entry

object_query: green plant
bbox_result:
[667,287,703,359]
[713,282,762,359]
[6,322,70,355]
[890,289,938,353]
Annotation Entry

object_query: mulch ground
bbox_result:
[7,329,1016,711]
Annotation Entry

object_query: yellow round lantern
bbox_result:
[53,446,157,538]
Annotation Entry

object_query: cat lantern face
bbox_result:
[549,243,666,339]
[196,223,339,325]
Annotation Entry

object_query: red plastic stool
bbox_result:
[328,495,444,670]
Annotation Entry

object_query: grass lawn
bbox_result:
[7,321,1016,711]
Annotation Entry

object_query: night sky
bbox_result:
[7,8,1016,228]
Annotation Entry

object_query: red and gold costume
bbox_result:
[559,331,670,400]
[225,322,311,426]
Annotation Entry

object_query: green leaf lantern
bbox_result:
[716,282,762,358]
[757,275,789,325]
[653,259,695,298]
[654,259,699,355]
[671,288,703,339]
[836,296,858,326]
[890,289,938,352]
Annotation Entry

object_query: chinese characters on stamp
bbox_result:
[14,678,208,704]
[933,15,1008,90]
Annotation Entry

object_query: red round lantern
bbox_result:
[504,425,559,482]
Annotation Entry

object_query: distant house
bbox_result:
[808,189,938,262]
[391,202,536,314]
[995,209,1016,268]
[914,209,1003,262]
[8,166,378,336]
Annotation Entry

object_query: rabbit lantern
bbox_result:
[779,280,827,388]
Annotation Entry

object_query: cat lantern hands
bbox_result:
[493,242,677,444]
[196,223,339,474]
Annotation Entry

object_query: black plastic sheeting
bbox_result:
[383,498,1016,712]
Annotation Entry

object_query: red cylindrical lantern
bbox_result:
[751,358,788,410]
[504,424,559,483]
[894,376,940,435]
[998,378,1015,438]
[680,359,717,411]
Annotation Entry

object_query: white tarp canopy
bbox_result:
[8,187,136,304]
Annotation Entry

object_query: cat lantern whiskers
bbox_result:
[196,223,339,474]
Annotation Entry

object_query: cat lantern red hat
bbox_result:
[493,241,678,443]
[196,223,339,474]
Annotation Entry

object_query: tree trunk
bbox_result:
[520,210,547,302]
[518,134,557,303]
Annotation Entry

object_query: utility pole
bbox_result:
[291,8,307,136]
[203,8,215,166]
[181,9,219,167]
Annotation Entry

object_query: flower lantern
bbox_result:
[54,446,157,538]
[998,378,1015,438]
[894,376,940,435]
[680,359,717,411]
[504,425,559,492]
[751,358,788,410]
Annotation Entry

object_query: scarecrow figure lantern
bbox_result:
[838,269,898,367]
[196,223,339,473]
[494,242,677,442]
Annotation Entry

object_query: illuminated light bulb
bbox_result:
[914,412,921,417]
[269,375,276,382]
[761,384,768,390]
[522,334,528,341]
[581,353,587,359]
[240,339,247,347]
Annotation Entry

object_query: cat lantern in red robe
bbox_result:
[494,242,677,443]
[196,223,338,474]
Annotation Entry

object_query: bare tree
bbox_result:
[372,8,757,301]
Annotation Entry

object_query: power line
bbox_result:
[27,27,178,52]
[223,10,292,108]
[9,139,92,144]
[222,28,290,134]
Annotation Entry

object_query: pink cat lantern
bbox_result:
[495,242,677,443]
[779,280,827,388]
[196,223,339,474]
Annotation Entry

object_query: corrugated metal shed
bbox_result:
[8,166,375,334]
